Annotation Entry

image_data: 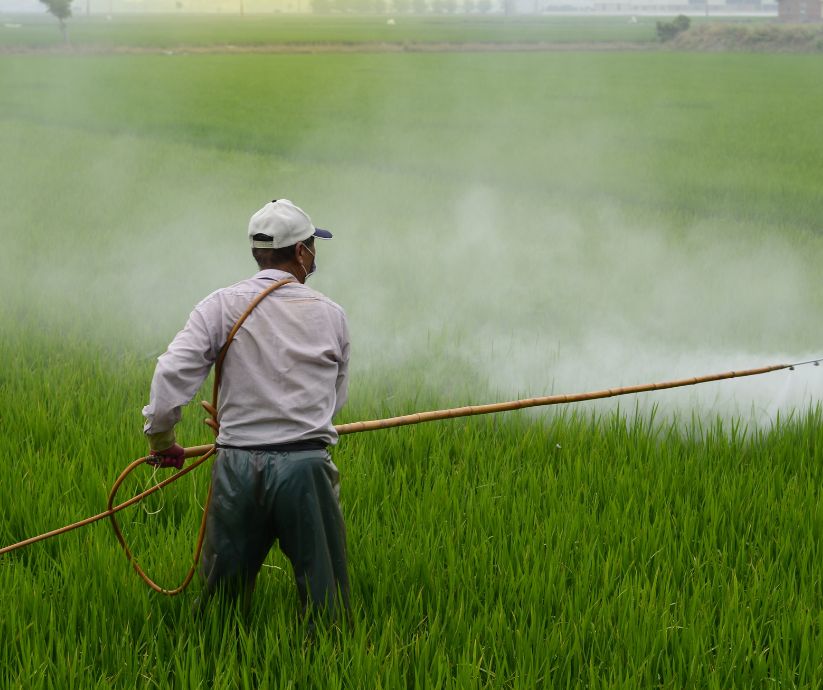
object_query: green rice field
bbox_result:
[2,16,823,688]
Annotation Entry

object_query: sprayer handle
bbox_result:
[184,444,215,459]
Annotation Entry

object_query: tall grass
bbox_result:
[3,330,823,686]
[2,37,823,688]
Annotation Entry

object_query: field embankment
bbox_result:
[4,15,821,55]
[0,15,658,52]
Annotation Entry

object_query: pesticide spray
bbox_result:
[1,268,820,594]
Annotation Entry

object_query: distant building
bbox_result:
[778,0,822,19]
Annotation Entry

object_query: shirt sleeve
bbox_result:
[142,301,221,438]
[333,311,350,418]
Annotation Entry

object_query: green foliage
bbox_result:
[38,0,73,21]
[657,14,691,42]
[674,22,823,52]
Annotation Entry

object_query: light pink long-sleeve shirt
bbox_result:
[142,269,349,447]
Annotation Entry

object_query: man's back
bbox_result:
[211,269,349,447]
[142,268,349,450]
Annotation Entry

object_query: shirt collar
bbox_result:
[255,268,298,282]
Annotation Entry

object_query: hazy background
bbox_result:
[1,47,821,426]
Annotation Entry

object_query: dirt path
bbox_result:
[0,41,657,55]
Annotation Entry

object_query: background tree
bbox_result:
[477,0,492,11]
[411,0,427,12]
[39,0,73,43]
[656,14,690,41]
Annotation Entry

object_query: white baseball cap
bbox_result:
[248,199,333,249]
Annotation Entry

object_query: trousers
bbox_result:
[198,447,350,620]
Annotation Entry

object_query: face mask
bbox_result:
[300,243,316,280]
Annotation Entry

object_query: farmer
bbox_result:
[141,199,351,622]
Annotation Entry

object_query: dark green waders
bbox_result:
[198,448,350,622]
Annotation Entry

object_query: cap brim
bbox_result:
[313,228,333,240]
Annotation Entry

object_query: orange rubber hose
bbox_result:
[0,449,210,557]
[103,277,294,595]
[105,447,216,595]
